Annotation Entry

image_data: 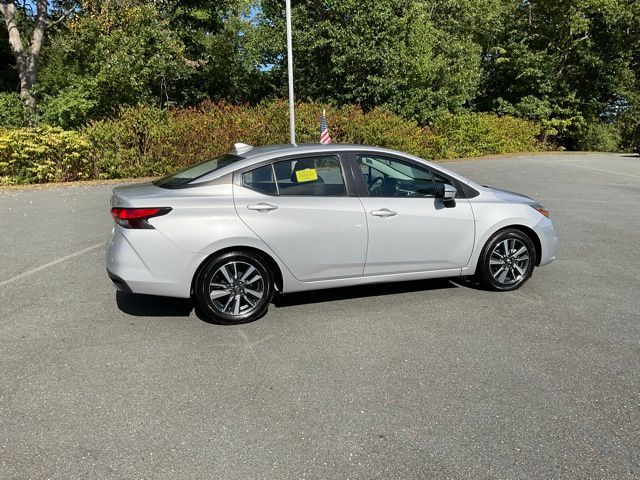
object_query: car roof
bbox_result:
[240,143,394,158]
[191,143,472,185]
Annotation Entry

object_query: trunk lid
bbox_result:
[110,182,168,208]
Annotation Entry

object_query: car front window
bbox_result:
[357,155,438,197]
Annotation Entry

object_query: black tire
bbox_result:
[195,251,274,324]
[477,228,536,291]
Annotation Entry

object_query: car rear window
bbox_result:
[154,154,243,189]
[242,164,278,195]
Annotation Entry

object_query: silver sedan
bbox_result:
[107,143,558,324]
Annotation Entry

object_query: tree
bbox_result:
[0,0,48,109]
[255,0,485,123]
[161,0,269,104]
[37,1,195,127]
[479,0,640,147]
[0,16,18,91]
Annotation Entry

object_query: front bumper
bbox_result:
[535,218,558,266]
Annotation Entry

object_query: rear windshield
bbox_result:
[154,154,243,189]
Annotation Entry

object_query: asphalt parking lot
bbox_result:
[1,153,639,479]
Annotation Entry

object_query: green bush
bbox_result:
[617,105,640,152]
[429,112,543,158]
[85,102,543,178]
[0,100,547,184]
[574,122,622,152]
[84,105,177,178]
[325,104,432,157]
[0,127,92,184]
[40,85,97,130]
[0,92,27,128]
[165,100,434,163]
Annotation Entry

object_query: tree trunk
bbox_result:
[0,0,48,111]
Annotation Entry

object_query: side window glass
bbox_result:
[242,164,277,195]
[357,155,437,197]
[274,156,346,196]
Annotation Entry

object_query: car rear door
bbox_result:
[349,152,475,276]
[233,153,368,282]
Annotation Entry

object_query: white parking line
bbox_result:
[0,243,103,287]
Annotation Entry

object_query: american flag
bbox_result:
[320,109,332,145]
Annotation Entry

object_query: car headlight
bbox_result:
[530,204,550,218]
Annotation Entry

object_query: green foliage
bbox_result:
[84,105,177,178]
[0,93,26,128]
[429,112,543,159]
[2,0,637,153]
[86,100,442,177]
[329,105,432,156]
[170,1,269,104]
[2,101,544,184]
[37,2,194,126]
[257,0,483,123]
[574,122,622,152]
[0,127,92,184]
[479,0,640,148]
[0,26,18,92]
[1,0,639,153]
[40,85,97,129]
[617,94,640,151]
[397,27,482,124]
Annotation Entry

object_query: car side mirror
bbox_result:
[443,184,456,201]
[438,184,456,207]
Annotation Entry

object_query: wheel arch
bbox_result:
[482,224,542,267]
[190,246,285,297]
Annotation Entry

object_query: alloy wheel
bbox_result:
[208,261,264,316]
[489,238,530,286]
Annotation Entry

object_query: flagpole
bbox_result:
[285,0,296,146]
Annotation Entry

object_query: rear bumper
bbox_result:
[106,225,205,298]
[107,269,133,293]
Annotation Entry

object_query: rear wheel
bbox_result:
[477,229,535,291]
[195,251,274,324]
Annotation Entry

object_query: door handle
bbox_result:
[247,202,279,212]
[371,208,397,218]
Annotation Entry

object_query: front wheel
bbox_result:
[195,251,274,324]
[477,229,536,291]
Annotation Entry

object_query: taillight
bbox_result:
[111,207,171,229]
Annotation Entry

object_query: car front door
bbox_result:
[352,153,475,276]
[233,153,368,282]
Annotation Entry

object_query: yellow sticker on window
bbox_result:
[295,168,318,182]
